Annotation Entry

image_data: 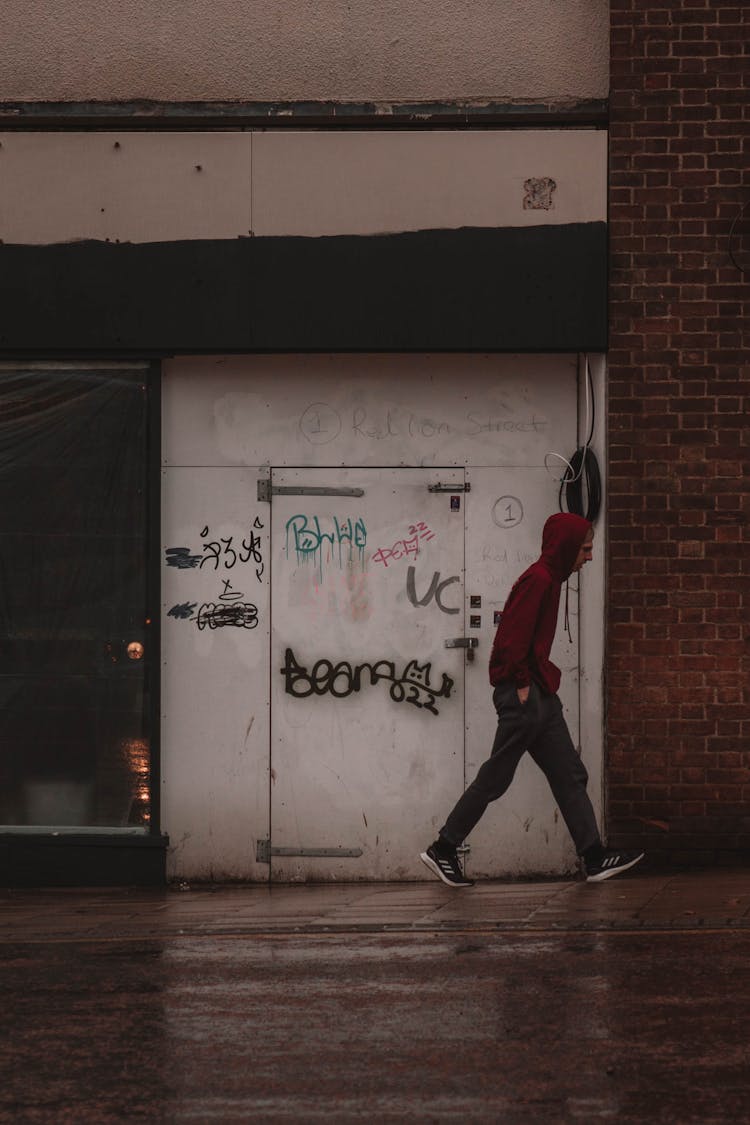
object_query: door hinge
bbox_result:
[256,840,363,863]
[258,480,365,503]
[428,482,471,493]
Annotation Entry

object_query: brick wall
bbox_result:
[608,0,749,863]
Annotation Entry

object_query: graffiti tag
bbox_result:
[372,522,435,568]
[406,567,460,615]
[165,548,202,569]
[280,647,454,716]
[165,517,265,582]
[197,602,259,630]
[167,602,197,620]
[168,579,260,631]
[285,514,367,573]
[199,517,265,580]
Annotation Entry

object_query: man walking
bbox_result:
[421,512,644,887]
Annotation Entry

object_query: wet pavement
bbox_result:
[2,869,750,1123]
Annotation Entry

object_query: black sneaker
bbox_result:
[585,849,645,883]
[420,843,474,888]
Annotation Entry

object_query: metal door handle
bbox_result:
[444,636,479,662]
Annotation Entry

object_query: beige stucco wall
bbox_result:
[1,0,608,104]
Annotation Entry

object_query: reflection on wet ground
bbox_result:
[2,872,749,1122]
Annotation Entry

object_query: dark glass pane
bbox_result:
[0,367,151,828]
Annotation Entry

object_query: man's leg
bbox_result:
[421,682,537,886]
[526,692,600,855]
[424,686,644,886]
[525,695,645,881]
[439,682,539,847]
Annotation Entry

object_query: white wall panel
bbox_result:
[0,133,251,245]
[0,129,605,245]
[464,467,590,878]
[252,130,606,237]
[163,354,577,470]
[161,466,270,880]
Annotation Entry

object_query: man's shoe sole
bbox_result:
[419,850,474,888]
[586,852,645,883]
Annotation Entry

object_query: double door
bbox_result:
[267,466,580,881]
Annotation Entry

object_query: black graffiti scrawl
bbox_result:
[280,647,454,716]
[166,517,266,629]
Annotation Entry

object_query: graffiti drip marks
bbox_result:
[281,647,454,716]
[285,514,367,573]
[406,566,460,615]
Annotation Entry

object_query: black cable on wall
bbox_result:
[558,356,602,524]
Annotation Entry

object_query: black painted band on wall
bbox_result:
[0,98,609,129]
[0,223,607,354]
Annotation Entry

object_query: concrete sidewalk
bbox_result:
[2,866,749,941]
[3,867,750,1123]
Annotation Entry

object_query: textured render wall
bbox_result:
[0,0,608,104]
[608,1,749,863]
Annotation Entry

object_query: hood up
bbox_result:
[540,513,592,581]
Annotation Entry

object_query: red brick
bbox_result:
[608,0,749,859]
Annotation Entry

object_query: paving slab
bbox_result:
[2,925,750,1122]
[2,868,750,941]
[2,869,750,1123]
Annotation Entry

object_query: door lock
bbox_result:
[444,637,479,662]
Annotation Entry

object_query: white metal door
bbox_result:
[269,467,467,881]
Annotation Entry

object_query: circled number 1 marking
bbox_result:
[492,496,523,529]
[298,402,342,445]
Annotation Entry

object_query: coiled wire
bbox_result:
[545,355,602,523]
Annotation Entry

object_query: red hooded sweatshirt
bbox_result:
[489,513,592,695]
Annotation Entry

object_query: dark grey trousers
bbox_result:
[440,680,601,855]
